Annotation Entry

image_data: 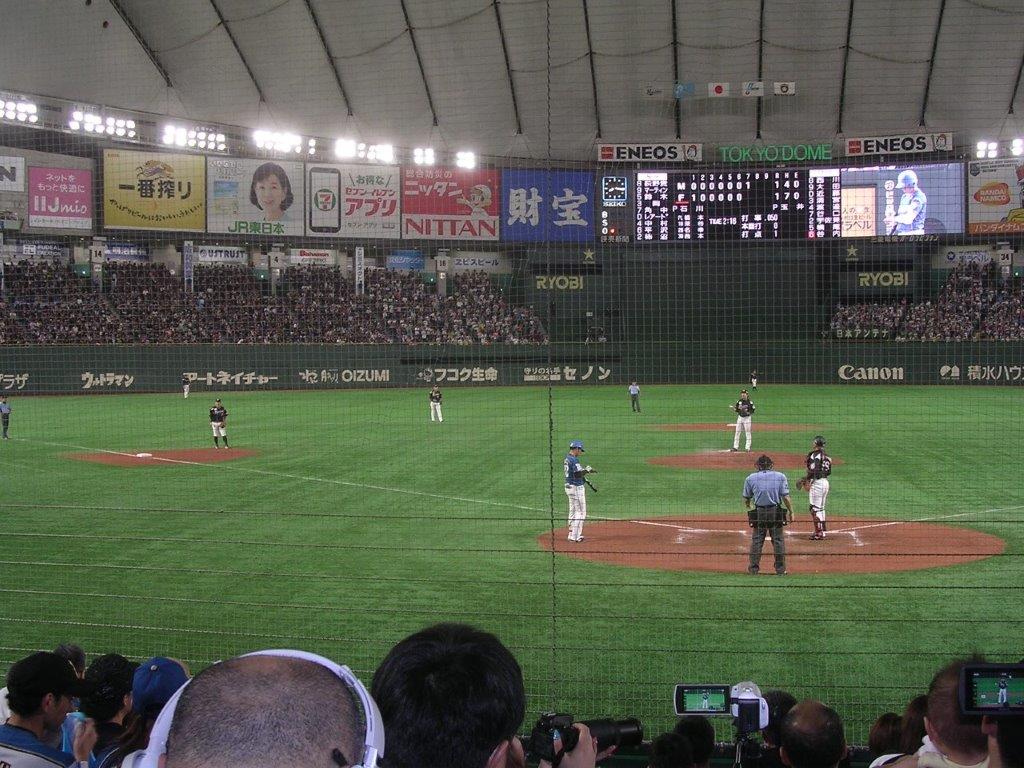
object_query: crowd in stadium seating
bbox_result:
[2,630,1019,768]
[0,261,547,345]
[830,264,1024,341]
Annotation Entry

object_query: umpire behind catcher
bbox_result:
[743,455,795,575]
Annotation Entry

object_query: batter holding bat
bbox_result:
[564,439,596,543]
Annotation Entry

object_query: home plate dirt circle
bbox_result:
[538,516,1004,574]
[651,423,821,432]
[66,448,260,467]
[648,451,844,471]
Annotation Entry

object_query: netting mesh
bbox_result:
[1,0,1023,748]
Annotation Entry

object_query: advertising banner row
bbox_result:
[6,146,1024,242]
[3,343,1024,394]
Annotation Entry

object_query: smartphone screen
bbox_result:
[674,685,731,715]
[309,167,341,233]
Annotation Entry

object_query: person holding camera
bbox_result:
[743,455,794,575]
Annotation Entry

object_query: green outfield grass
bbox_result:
[0,384,1019,741]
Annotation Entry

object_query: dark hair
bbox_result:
[868,713,902,757]
[80,654,138,721]
[165,655,362,768]
[780,701,846,768]
[53,643,86,676]
[249,162,294,212]
[925,658,987,757]
[649,732,694,768]
[674,716,715,766]
[371,622,526,768]
[899,695,928,754]
[763,690,798,747]
[995,717,1024,768]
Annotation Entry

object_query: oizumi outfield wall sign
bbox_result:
[717,143,833,163]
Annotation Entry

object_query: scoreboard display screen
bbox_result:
[635,169,839,241]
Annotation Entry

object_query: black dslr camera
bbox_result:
[524,712,643,766]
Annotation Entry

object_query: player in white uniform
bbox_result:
[797,436,832,540]
[182,375,190,399]
[564,440,595,542]
[628,381,641,412]
[429,386,443,422]
[750,370,758,390]
[731,390,755,452]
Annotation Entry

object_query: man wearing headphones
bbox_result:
[743,455,795,575]
[140,650,383,768]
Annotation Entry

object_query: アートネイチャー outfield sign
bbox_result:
[717,144,833,163]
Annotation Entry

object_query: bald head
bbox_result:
[780,700,846,768]
[165,655,364,768]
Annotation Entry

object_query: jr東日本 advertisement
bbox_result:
[306,163,400,238]
[207,157,305,236]
[839,162,964,237]
[501,170,594,242]
[967,159,1024,234]
[402,168,500,240]
[103,150,205,231]
[28,167,92,229]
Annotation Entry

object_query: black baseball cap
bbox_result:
[7,651,92,702]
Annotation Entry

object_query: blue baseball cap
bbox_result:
[569,440,585,451]
[132,657,189,718]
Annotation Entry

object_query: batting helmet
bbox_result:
[897,169,918,188]
[813,435,826,447]
[756,455,774,471]
[569,440,585,451]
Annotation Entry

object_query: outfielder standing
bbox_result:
[182,374,190,399]
[209,398,229,449]
[750,370,758,390]
[628,381,641,412]
[564,439,595,543]
[797,436,832,540]
[0,396,10,439]
[429,386,443,423]
[731,389,755,452]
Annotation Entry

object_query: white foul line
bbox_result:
[13,438,546,513]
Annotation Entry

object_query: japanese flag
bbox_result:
[773,81,797,96]
[708,82,730,97]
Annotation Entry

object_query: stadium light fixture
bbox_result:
[0,97,38,125]
[413,147,435,165]
[455,151,476,169]
[367,144,394,163]
[164,123,227,152]
[976,141,998,159]
[1012,139,1023,157]
[254,130,303,154]
[335,138,357,159]
[307,138,317,155]
[70,108,135,138]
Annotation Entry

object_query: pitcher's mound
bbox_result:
[66,448,260,467]
[539,516,1004,574]
[648,451,843,470]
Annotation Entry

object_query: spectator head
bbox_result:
[868,713,902,758]
[371,622,526,768]
[900,695,928,754]
[780,700,847,768]
[80,653,139,723]
[52,642,86,677]
[649,732,695,768]
[763,690,798,748]
[5,651,91,726]
[982,716,1024,768]
[143,650,382,768]
[924,659,988,764]
[674,715,715,768]
[132,657,190,719]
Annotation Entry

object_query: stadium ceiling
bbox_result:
[4,0,1024,160]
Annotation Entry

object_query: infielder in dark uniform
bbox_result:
[797,436,832,540]
[0,396,10,439]
[209,398,229,449]
[743,455,794,575]
[429,386,443,422]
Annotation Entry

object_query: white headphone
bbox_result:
[137,649,384,768]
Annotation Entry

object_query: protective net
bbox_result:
[0,0,1022,747]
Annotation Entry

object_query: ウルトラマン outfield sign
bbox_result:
[717,144,833,163]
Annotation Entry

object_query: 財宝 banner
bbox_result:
[501,170,594,243]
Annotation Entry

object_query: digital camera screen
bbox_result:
[839,162,964,237]
[962,665,1024,714]
[674,684,731,715]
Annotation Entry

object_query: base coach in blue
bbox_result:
[743,454,794,575]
